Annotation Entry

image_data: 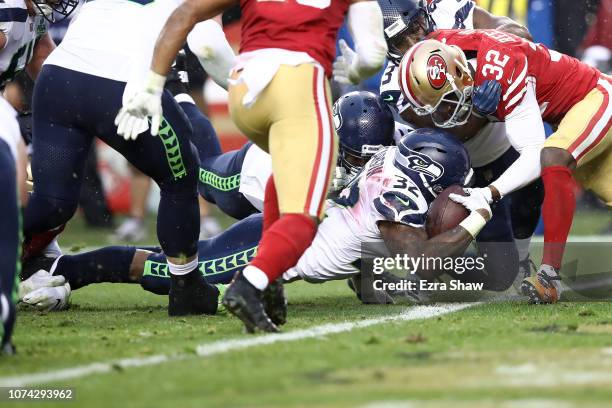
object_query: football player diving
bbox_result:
[20,93,495,325]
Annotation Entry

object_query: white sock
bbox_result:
[515,237,532,261]
[243,265,269,290]
[167,256,199,276]
[174,93,195,105]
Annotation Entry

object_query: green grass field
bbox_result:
[1,211,612,407]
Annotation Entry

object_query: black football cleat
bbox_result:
[168,269,219,316]
[222,272,279,334]
[165,50,189,97]
[262,278,287,326]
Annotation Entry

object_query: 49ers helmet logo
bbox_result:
[426,54,448,90]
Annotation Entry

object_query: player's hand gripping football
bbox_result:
[449,187,492,220]
[472,79,502,116]
[115,71,166,140]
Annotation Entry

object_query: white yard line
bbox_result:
[0,303,477,387]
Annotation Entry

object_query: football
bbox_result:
[425,185,470,237]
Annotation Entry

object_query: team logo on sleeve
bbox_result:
[426,55,448,90]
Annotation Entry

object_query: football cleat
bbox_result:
[22,283,71,312]
[19,269,66,299]
[165,50,189,97]
[168,269,219,316]
[21,255,57,281]
[521,265,562,304]
[262,279,287,326]
[513,256,537,293]
[222,272,279,334]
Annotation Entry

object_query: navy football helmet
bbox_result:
[395,128,473,197]
[33,0,79,23]
[378,0,435,63]
[333,91,395,176]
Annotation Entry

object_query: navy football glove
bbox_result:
[473,80,502,116]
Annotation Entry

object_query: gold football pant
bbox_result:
[228,64,337,219]
[544,77,612,206]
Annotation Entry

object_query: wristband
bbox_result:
[145,70,166,94]
[459,212,487,238]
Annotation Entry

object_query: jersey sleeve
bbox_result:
[379,62,411,113]
[372,176,428,228]
[476,42,529,119]
[426,0,475,30]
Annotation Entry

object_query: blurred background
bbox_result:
[4,0,610,247]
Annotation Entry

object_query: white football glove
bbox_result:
[115,71,166,140]
[22,284,71,312]
[333,40,360,84]
[449,188,492,219]
[19,270,65,300]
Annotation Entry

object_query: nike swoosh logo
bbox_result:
[396,196,413,207]
[52,299,61,310]
[383,95,395,102]
[507,67,516,85]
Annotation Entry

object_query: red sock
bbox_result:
[251,214,317,282]
[262,176,280,232]
[541,166,578,269]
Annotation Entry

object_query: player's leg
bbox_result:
[140,213,262,295]
[523,79,612,303]
[23,65,93,259]
[223,64,337,332]
[0,140,19,354]
[89,76,217,315]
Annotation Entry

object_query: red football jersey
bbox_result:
[429,29,601,124]
[239,0,350,76]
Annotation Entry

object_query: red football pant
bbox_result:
[541,166,578,270]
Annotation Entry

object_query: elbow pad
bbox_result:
[187,20,236,90]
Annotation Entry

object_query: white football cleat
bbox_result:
[22,283,71,312]
[19,270,65,300]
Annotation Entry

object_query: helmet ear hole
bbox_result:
[455,68,462,78]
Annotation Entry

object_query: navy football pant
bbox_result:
[451,147,544,291]
[25,65,200,258]
[0,140,18,345]
[179,101,258,220]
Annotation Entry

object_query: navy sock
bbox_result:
[53,246,137,290]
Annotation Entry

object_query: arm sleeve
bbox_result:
[489,79,544,197]
[187,20,235,90]
[347,1,387,73]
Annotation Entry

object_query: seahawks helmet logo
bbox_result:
[395,148,444,182]
[332,101,342,131]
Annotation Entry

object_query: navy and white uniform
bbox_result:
[0,0,48,84]
[0,96,21,346]
[24,0,202,259]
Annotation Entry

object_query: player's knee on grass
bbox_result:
[541,147,575,169]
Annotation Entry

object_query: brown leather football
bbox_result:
[426,185,470,237]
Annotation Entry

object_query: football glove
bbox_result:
[473,80,502,116]
[333,40,382,85]
[115,71,166,140]
[449,187,492,219]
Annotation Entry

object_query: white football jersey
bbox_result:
[379,0,511,167]
[284,147,429,282]
[0,0,48,84]
[44,0,185,83]
[0,96,21,161]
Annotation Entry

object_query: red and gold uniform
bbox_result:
[430,29,612,204]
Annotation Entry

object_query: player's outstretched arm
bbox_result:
[473,6,532,41]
